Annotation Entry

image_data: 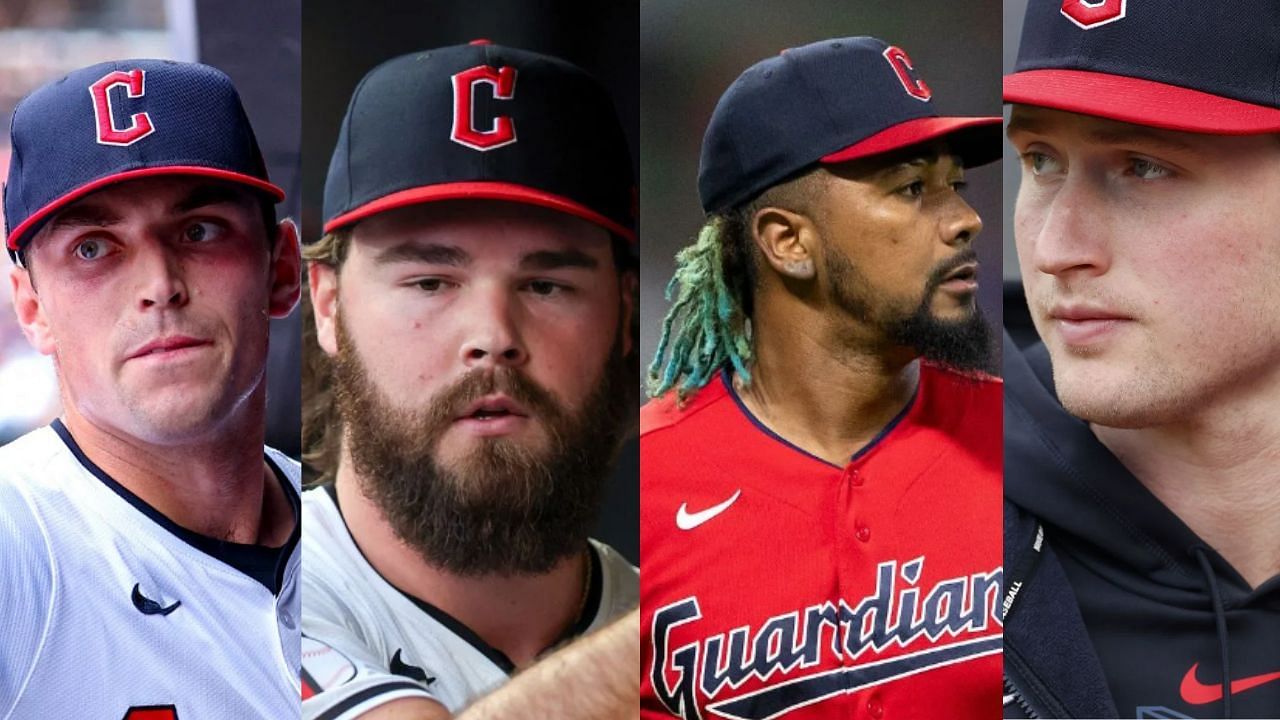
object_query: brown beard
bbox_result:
[333,314,629,576]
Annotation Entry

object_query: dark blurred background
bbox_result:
[640,0,1005,377]
[301,0,640,564]
[1004,0,1037,349]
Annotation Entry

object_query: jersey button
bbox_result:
[849,468,864,486]
[280,610,296,630]
[866,693,884,718]
[856,525,871,543]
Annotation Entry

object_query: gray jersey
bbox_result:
[300,486,638,718]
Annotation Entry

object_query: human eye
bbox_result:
[1021,151,1063,176]
[410,277,455,294]
[1128,157,1174,180]
[899,180,926,198]
[72,236,114,262]
[183,220,227,243]
[525,279,571,297]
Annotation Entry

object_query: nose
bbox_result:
[1024,175,1111,280]
[459,285,528,369]
[134,241,189,310]
[941,196,982,248]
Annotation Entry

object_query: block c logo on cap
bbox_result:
[451,64,518,151]
[1060,0,1126,29]
[89,69,155,146]
[882,46,932,102]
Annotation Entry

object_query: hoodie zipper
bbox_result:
[1003,675,1039,719]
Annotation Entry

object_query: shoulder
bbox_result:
[0,425,73,484]
[0,435,60,710]
[588,539,639,625]
[639,374,734,440]
[265,446,302,492]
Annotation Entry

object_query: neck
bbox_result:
[335,460,589,668]
[1092,374,1280,589]
[740,298,919,465]
[59,390,288,547]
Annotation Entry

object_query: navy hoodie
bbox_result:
[1003,331,1280,719]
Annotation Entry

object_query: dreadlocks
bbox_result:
[647,168,828,401]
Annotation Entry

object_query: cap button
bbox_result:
[469,38,492,46]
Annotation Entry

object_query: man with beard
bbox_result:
[641,38,1004,719]
[1002,2,1280,718]
[300,43,640,719]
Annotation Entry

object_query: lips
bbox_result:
[455,394,529,422]
[942,263,978,283]
[126,335,212,361]
[1048,304,1134,347]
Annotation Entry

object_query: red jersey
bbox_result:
[640,363,1003,720]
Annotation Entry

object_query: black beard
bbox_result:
[826,245,994,374]
[333,316,628,576]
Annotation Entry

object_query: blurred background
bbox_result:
[301,0,639,563]
[1004,0,1036,347]
[640,0,1005,376]
[0,0,302,454]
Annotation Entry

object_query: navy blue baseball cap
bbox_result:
[321,41,635,243]
[1006,0,1280,134]
[4,59,283,255]
[698,37,1002,214]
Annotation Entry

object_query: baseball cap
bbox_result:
[698,37,1002,214]
[1005,0,1280,134]
[321,41,635,243]
[4,59,283,256]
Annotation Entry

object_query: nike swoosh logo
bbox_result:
[676,490,741,530]
[1179,661,1280,705]
[131,583,181,616]
[390,649,436,686]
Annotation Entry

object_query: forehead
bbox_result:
[348,200,612,258]
[1007,106,1201,148]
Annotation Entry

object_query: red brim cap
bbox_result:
[322,181,637,243]
[6,166,285,251]
[821,115,1004,168]
[1004,69,1280,135]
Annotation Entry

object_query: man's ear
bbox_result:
[268,219,302,318]
[752,206,816,281]
[9,265,55,355]
[308,260,340,357]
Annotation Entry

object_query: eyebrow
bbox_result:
[374,242,471,266]
[1007,115,1196,154]
[45,204,124,232]
[173,183,256,214]
[519,248,599,271]
[43,183,254,235]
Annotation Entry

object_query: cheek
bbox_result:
[524,304,618,400]
[1013,188,1046,281]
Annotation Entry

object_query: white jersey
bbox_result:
[300,486,638,718]
[0,421,302,719]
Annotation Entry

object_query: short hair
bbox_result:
[647,168,827,401]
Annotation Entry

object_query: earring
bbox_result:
[783,259,814,279]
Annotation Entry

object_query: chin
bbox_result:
[1052,360,1190,429]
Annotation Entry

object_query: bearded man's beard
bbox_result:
[824,244,994,374]
[333,317,629,576]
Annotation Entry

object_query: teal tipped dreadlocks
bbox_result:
[647,216,753,401]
